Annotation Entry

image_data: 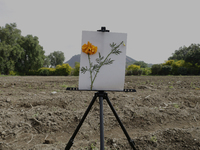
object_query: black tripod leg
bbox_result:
[99,96,104,150]
[65,94,97,150]
[105,96,137,150]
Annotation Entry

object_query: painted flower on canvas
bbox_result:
[81,41,124,90]
[82,41,97,55]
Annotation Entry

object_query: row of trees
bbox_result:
[151,44,200,75]
[126,43,200,76]
[126,61,151,75]
[43,51,65,68]
[0,23,67,75]
[151,60,200,75]
[28,64,72,76]
[26,62,80,76]
[1,23,199,76]
[0,23,45,75]
[168,44,200,66]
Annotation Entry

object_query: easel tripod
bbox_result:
[65,89,137,150]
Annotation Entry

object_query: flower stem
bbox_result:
[88,54,93,90]
[91,41,123,86]
[92,52,111,84]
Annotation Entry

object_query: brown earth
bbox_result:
[0,76,200,150]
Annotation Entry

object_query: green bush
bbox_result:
[137,69,143,75]
[26,64,72,76]
[38,68,50,76]
[163,60,174,66]
[62,64,72,76]
[187,66,199,75]
[37,68,56,76]
[55,64,72,76]
[158,58,200,75]
[126,70,133,76]
[141,68,151,75]
[72,62,80,76]
[9,71,17,75]
[133,61,147,68]
[161,60,199,75]
[160,65,172,75]
[48,68,56,76]
[177,67,187,75]
[141,68,147,75]
[126,64,140,75]
[55,65,62,75]
[151,64,162,75]
[171,60,185,75]
[27,70,37,75]
[192,63,200,75]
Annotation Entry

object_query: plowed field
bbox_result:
[0,76,200,150]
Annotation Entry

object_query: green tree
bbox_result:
[16,35,45,74]
[0,23,21,45]
[48,51,65,67]
[133,61,148,68]
[0,23,23,74]
[185,43,200,66]
[171,60,185,75]
[72,62,80,76]
[168,43,200,75]
[160,65,172,75]
[169,43,200,66]
[0,43,13,74]
[43,56,50,68]
[163,60,174,66]
[141,68,151,75]
[168,46,189,60]
[177,67,187,75]
[151,64,162,75]
[37,67,50,76]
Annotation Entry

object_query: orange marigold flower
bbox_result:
[82,41,97,55]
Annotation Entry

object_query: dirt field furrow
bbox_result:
[0,76,200,150]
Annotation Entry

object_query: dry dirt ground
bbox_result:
[0,76,200,150]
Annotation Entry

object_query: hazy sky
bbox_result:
[1,0,200,64]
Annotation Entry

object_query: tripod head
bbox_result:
[97,27,110,32]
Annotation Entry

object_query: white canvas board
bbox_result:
[79,31,127,91]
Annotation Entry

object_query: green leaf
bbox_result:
[96,52,104,64]
[81,66,88,74]
[104,58,114,65]
[92,64,99,72]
